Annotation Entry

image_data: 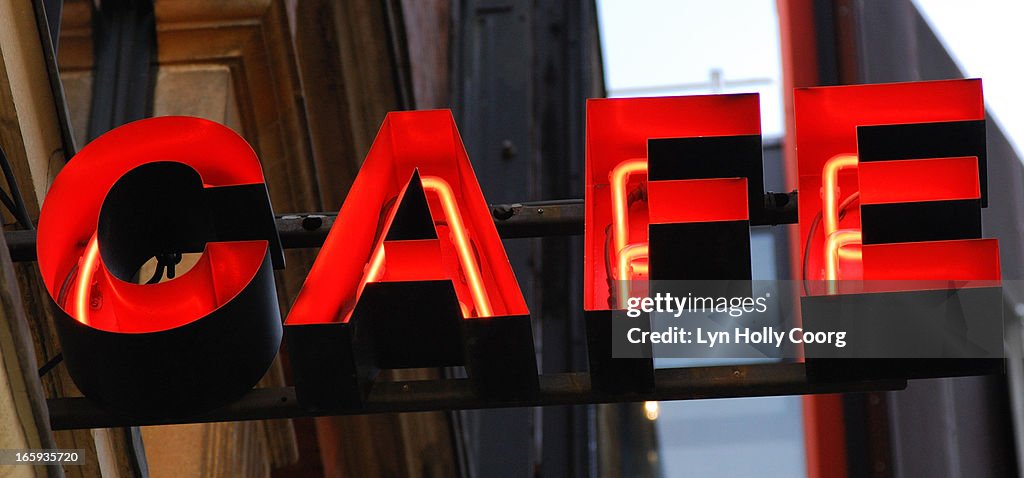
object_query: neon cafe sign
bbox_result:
[34,78,1000,417]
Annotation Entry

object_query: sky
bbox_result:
[596,0,785,139]
[913,0,1024,160]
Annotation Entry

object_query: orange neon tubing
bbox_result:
[365,246,386,283]
[825,230,861,294]
[73,234,100,325]
[608,158,650,299]
[616,242,649,307]
[822,154,858,239]
[346,177,494,320]
[838,247,861,261]
[821,154,861,280]
[354,177,493,317]
[422,176,493,317]
[609,158,648,258]
[346,177,493,319]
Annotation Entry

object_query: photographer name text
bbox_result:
[626,326,847,349]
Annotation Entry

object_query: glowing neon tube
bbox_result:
[73,233,100,325]
[616,242,649,308]
[365,246,386,283]
[820,154,861,286]
[345,176,494,320]
[609,158,648,258]
[837,247,861,261]
[421,176,493,317]
[825,229,861,294]
[608,158,650,303]
[821,154,858,239]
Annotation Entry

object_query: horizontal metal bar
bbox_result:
[46,362,904,430]
[3,192,798,262]
[489,199,586,238]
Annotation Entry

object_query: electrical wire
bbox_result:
[0,189,20,217]
[0,143,35,230]
[0,143,60,375]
